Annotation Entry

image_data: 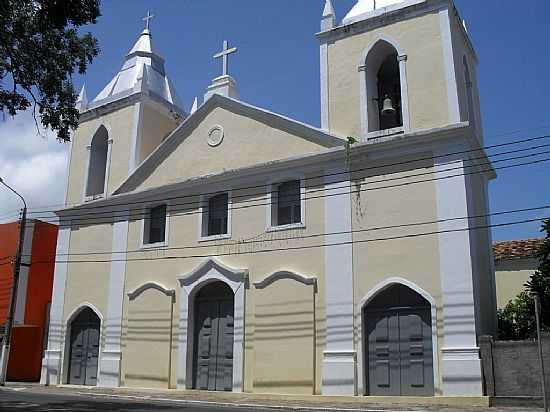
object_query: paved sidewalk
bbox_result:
[2,383,544,412]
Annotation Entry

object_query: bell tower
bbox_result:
[65,13,186,206]
[318,0,482,143]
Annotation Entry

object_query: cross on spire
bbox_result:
[143,10,155,31]
[213,40,238,77]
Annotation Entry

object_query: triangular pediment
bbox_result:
[115,95,345,194]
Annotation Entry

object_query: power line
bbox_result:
[27,153,550,225]
[16,204,550,260]
[21,216,548,266]
[23,133,550,216]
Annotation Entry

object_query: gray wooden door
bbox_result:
[365,285,434,396]
[68,308,100,386]
[193,282,234,391]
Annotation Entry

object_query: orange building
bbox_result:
[0,220,58,381]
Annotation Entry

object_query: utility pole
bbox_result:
[0,177,27,386]
[534,294,548,412]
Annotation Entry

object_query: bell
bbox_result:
[381,95,396,116]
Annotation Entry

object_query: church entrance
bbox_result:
[364,284,434,396]
[192,282,234,391]
[67,307,100,386]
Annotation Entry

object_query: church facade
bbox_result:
[41,0,497,397]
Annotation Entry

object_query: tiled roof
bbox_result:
[493,238,544,262]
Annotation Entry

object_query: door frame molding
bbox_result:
[356,277,439,396]
[62,303,103,385]
[177,257,249,392]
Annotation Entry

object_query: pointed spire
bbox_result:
[190,97,198,114]
[76,84,88,112]
[321,0,336,31]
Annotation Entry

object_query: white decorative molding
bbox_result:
[99,213,129,387]
[439,8,461,124]
[40,224,71,385]
[254,270,317,292]
[356,277,439,395]
[129,101,144,173]
[322,164,356,395]
[128,282,176,302]
[207,125,225,147]
[83,123,114,203]
[358,34,410,140]
[177,257,248,392]
[434,144,482,396]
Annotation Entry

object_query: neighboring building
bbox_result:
[0,220,58,381]
[41,0,497,398]
[493,238,543,308]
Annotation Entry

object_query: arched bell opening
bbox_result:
[85,125,109,198]
[362,283,434,396]
[365,40,404,133]
[190,281,235,391]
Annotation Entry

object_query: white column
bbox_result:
[439,8,461,125]
[397,54,411,132]
[320,42,330,131]
[40,223,71,385]
[434,145,483,396]
[322,165,356,395]
[99,212,129,387]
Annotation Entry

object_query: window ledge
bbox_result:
[198,234,232,243]
[266,223,306,233]
[366,126,404,141]
[140,241,168,250]
[84,193,105,202]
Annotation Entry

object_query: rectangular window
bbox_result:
[207,193,229,236]
[145,204,167,245]
[275,180,301,226]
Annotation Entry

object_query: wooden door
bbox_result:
[68,308,100,386]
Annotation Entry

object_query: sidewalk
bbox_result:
[3,382,544,412]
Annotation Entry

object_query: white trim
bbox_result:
[14,221,35,324]
[358,34,410,139]
[356,277,440,396]
[434,144,482,396]
[177,257,248,392]
[99,213,129,387]
[198,190,232,241]
[320,42,330,131]
[41,224,71,385]
[129,101,144,173]
[140,201,171,249]
[254,270,317,292]
[439,8,461,124]
[61,302,104,386]
[322,164,355,395]
[128,282,176,301]
[265,176,306,232]
[83,124,113,202]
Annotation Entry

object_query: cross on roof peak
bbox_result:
[143,10,155,31]
[213,40,238,77]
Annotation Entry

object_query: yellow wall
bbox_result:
[138,104,180,165]
[327,11,449,138]
[495,259,536,308]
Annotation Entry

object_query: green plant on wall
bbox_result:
[497,219,550,340]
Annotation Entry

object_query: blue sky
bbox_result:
[2,1,548,241]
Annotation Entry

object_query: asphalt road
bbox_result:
[0,388,266,412]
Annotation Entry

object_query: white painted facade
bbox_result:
[42,0,496,398]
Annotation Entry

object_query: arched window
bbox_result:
[85,126,109,198]
[364,40,403,133]
[463,56,476,131]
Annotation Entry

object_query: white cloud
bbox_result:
[0,111,70,223]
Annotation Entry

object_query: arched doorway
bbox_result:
[192,281,235,391]
[67,307,100,385]
[363,284,434,396]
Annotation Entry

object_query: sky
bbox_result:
[0,0,549,241]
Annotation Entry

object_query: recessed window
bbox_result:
[273,180,302,226]
[144,204,167,245]
[85,126,109,199]
[205,193,229,237]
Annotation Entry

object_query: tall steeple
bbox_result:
[321,0,336,31]
[91,14,183,112]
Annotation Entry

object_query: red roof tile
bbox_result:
[493,238,544,262]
